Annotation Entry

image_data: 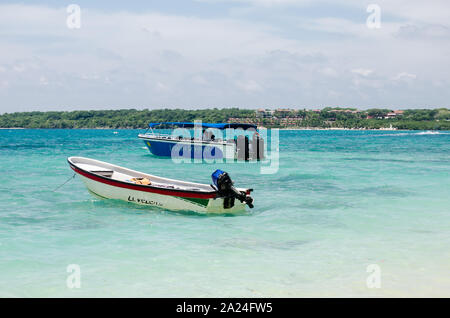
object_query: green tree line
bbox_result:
[0,108,255,129]
[0,108,449,130]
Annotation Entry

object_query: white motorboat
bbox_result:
[68,157,254,214]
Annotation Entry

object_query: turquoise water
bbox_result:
[0,129,449,297]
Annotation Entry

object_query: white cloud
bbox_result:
[155,82,169,92]
[0,80,9,89]
[236,80,263,93]
[0,2,449,111]
[352,69,373,77]
[395,24,450,40]
[13,64,26,73]
[206,0,450,30]
[320,67,338,78]
[197,0,313,7]
[393,72,417,81]
[39,76,49,85]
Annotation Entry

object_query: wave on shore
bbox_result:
[375,131,449,137]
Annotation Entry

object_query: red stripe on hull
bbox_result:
[70,165,217,199]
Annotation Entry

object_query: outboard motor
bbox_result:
[250,133,265,160]
[211,169,254,209]
[236,135,250,161]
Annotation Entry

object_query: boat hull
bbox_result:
[69,159,247,214]
[139,135,235,160]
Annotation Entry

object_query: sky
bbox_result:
[0,0,449,112]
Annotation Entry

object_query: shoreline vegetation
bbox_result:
[0,107,449,130]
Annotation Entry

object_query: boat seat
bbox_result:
[151,183,202,192]
[91,170,114,178]
[76,163,114,177]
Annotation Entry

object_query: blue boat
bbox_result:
[138,122,264,161]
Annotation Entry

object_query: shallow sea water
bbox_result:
[0,129,449,297]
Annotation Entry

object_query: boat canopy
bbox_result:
[148,122,257,130]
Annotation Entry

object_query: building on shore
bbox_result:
[256,109,275,118]
[385,110,404,119]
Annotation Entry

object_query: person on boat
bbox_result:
[202,129,215,141]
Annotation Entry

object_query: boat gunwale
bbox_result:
[67,157,218,199]
[138,134,232,146]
